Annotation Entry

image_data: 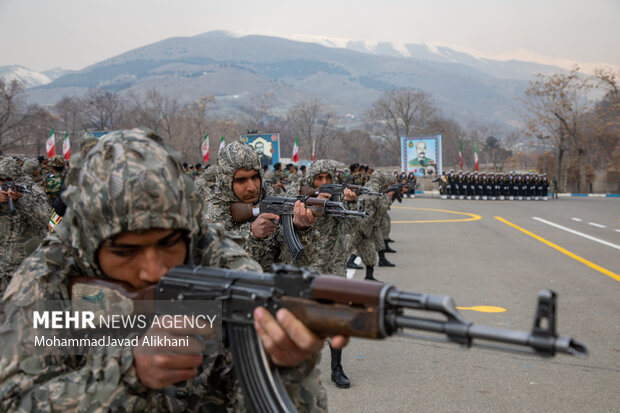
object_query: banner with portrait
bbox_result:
[240,133,280,168]
[401,135,442,177]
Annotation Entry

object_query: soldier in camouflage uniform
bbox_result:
[0,129,338,412]
[205,142,316,272]
[43,155,67,205]
[0,157,51,294]
[287,159,361,389]
[352,171,395,282]
[378,172,397,255]
[22,158,44,183]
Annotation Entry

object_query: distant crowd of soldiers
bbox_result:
[436,170,550,200]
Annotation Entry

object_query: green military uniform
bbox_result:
[43,155,66,204]
[0,130,326,412]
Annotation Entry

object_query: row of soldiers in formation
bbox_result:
[0,130,402,409]
[436,170,551,200]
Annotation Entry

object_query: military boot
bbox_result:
[384,240,396,253]
[330,346,350,389]
[378,251,395,267]
[346,254,363,269]
[364,265,380,282]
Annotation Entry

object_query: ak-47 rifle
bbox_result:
[1,181,33,215]
[70,264,588,413]
[300,183,382,202]
[384,183,404,203]
[230,195,369,259]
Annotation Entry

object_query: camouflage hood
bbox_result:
[0,157,25,181]
[365,171,383,192]
[214,141,262,202]
[21,158,40,178]
[300,159,335,188]
[62,129,203,268]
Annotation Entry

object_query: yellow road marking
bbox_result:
[392,207,481,223]
[495,216,620,283]
[456,306,506,313]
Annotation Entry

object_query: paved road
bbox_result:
[319,197,620,412]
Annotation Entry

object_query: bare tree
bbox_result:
[287,99,337,160]
[366,89,437,160]
[0,79,27,154]
[521,67,593,191]
[83,88,125,131]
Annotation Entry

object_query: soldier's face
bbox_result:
[313,173,332,189]
[97,229,187,288]
[233,168,261,204]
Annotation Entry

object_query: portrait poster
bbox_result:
[400,135,442,177]
[240,133,280,167]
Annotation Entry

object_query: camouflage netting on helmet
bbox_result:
[0,157,25,181]
[300,159,335,188]
[365,171,383,192]
[215,141,262,202]
[62,128,202,264]
[21,158,40,177]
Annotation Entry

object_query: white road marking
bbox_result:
[533,217,620,251]
[589,222,606,228]
[615,229,620,233]
[571,218,582,222]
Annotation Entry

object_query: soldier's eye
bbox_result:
[160,231,185,247]
[109,248,137,258]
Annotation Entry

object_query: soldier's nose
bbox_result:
[138,249,168,284]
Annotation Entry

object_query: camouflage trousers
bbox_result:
[379,211,391,240]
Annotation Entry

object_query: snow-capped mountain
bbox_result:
[0,65,51,88]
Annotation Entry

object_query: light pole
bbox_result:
[537,134,550,173]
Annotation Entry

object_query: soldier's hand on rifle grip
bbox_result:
[343,188,358,201]
[316,192,332,200]
[8,188,22,201]
[251,213,279,238]
[386,191,395,199]
[133,324,212,389]
[0,189,8,203]
[253,307,349,367]
[292,200,315,230]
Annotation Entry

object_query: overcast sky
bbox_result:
[1,0,618,72]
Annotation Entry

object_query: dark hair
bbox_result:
[274,163,282,170]
[300,165,306,172]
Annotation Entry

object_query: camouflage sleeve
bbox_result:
[0,245,153,412]
[200,223,263,272]
[204,194,254,239]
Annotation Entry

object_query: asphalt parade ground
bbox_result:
[319,196,620,412]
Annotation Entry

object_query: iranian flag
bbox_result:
[46,129,56,159]
[458,138,463,169]
[218,136,225,154]
[201,134,210,162]
[62,132,70,160]
[292,134,299,162]
[474,141,479,172]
